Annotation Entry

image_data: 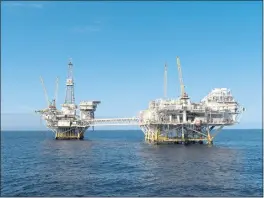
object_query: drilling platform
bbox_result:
[35,60,101,140]
[35,57,245,144]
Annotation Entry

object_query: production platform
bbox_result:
[35,57,245,144]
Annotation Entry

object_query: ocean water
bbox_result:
[1,129,263,197]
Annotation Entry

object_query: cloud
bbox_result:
[73,26,101,33]
[72,21,102,33]
[4,2,43,9]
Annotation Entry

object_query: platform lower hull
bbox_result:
[146,139,207,145]
[54,126,88,140]
[140,124,221,145]
[55,135,84,140]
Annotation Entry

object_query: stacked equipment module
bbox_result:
[35,56,245,144]
[138,57,245,145]
[35,60,100,140]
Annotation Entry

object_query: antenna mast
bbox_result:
[164,63,167,98]
[65,59,75,104]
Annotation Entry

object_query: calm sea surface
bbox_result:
[1,129,263,196]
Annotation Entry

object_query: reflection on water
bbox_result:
[1,130,263,196]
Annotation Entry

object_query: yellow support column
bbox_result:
[144,132,148,142]
[166,131,168,140]
[155,127,160,144]
[207,128,213,145]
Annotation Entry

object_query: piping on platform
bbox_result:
[35,57,245,143]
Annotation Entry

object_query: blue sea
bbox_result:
[1,129,263,197]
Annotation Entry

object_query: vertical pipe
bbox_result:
[164,63,167,98]
[210,110,212,124]
[183,110,187,123]
[181,125,184,142]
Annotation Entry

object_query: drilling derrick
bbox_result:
[35,56,245,145]
[35,59,101,140]
[138,56,245,145]
[65,60,75,104]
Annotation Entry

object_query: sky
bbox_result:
[1,1,263,130]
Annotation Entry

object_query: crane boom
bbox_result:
[40,76,50,106]
[176,56,185,98]
[54,77,59,106]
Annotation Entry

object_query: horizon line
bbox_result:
[1,128,263,132]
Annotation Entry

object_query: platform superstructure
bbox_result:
[138,57,245,144]
[35,56,245,144]
[35,60,100,140]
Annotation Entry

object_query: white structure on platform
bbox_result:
[36,57,245,144]
[36,60,101,139]
[137,57,245,144]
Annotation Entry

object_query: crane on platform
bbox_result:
[40,76,50,107]
[35,57,245,144]
[40,76,59,109]
[54,77,59,107]
[176,56,188,99]
[36,59,101,140]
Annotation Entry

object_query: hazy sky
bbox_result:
[2,1,262,130]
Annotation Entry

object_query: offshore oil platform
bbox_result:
[139,57,245,144]
[35,60,101,140]
[36,57,245,144]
